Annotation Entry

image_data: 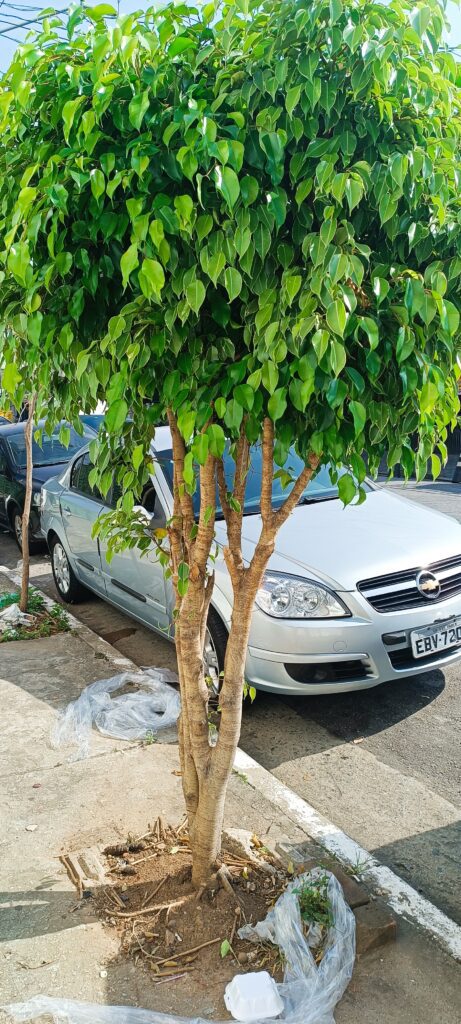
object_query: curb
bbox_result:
[235,748,461,962]
[2,562,461,962]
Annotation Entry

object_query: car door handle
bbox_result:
[61,505,71,515]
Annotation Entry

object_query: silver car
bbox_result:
[40,426,461,695]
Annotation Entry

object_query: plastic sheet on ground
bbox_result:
[50,668,180,760]
[0,603,35,632]
[4,868,355,1024]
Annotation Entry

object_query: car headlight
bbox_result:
[255,573,350,619]
[32,491,41,507]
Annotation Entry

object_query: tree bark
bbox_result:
[167,409,320,887]
[19,395,36,614]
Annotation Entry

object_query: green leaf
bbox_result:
[27,311,42,345]
[240,175,259,206]
[214,165,240,210]
[132,445,144,471]
[268,388,287,422]
[139,258,165,300]
[223,267,242,302]
[312,329,329,362]
[192,433,209,465]
[207,423,226,457]
[359,316,379,350]
[128,91,150,130]
[286,85,301,117]
[106,399,128,433]
[90,168,105,201]
[120,244,139,289]
[186,278,206,313]
[62,97,84,143]
[220,940,231,959]
[168,35,196,56]
[330,338,347,376]
[234,383,254,411]
[326,299,347,337]
[224,398,244,431]
[2,363,22,395]
[420,381,438,414]
[441,300,460,336]
[261,360,279,394]
[349,400,366,437]
[411,6,431,37]
[338,473,357,505]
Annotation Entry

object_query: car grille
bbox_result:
[358,554,461,613]
[285,659,372,685]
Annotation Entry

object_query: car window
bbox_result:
[0,440,8,474]
[5,424,94,468]
[71,452,101,501]
[109,478,166,527]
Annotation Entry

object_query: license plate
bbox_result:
[410,618,461,659]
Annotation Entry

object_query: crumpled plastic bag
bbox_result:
[50,668,180,760]
[4,869,355,1024]
[0,603,35,632]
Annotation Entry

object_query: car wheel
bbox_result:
[204,607,228,696]
[10,506,42,555]
[50,536,87,603]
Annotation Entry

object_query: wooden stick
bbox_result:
[114,896,187,919]
[154,936,221,966]
[141,875,169,907]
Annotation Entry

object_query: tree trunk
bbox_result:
[167,409,319,887]
[19,395,36,614]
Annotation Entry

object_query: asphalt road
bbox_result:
[1,478,460,924]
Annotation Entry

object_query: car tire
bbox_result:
[204,607,228,695]
[10,505,42,555]
[50,536,87,603]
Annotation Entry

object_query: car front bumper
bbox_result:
[244,590,461,694]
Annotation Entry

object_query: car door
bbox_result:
[99,479,170,632]
[0,440,11,526]
[59,451,106,594]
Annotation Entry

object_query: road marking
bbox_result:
[235,747,461,961]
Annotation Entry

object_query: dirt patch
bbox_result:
[0,590,70,642]
[91,820,290,1018]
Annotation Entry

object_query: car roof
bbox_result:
[0,419,92,437]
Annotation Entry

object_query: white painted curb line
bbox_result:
[2,561,460,961]
[235,748,461,961]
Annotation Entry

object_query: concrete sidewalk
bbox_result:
[1,609,460,1021]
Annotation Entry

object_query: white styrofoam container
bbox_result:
[224,971,284,1022]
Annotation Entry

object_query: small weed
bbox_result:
[293,874,333,930]
[232,768,249,784]
[143,730,157,745]
[343,856,373,879]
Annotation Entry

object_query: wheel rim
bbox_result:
[14,513,23,546]
[53,542,71,593]
[204,628,220,695]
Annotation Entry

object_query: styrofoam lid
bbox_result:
[224,971,284,1022]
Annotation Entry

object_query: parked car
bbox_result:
[0,421,95,551]
[41,426,461,695]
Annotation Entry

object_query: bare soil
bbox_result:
[93,819,289,1018]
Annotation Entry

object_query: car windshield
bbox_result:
[155,445,369,519]
[5,426,93,469]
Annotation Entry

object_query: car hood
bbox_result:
[215,488,461,591]
[15,463,70,489]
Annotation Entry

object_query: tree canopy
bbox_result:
[0,0,460,503]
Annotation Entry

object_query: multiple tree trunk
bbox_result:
[167,410,319,886]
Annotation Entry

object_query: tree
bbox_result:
[0,0,460,885]
[19,392,36,612]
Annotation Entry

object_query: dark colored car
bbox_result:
[0,420,95,551]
